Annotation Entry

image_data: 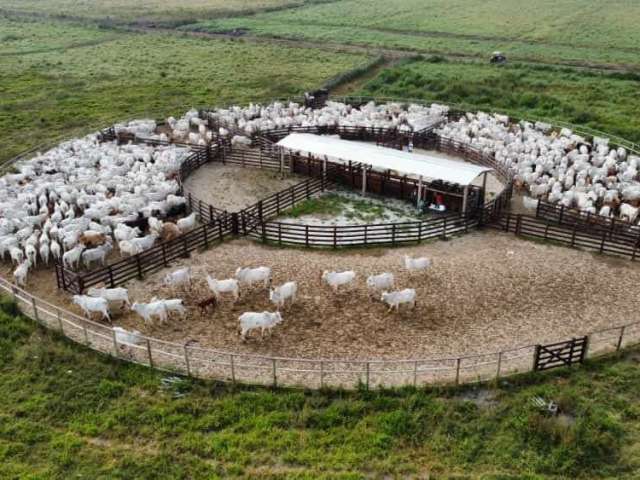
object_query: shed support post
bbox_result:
[462,185,469,215]
[416,175,423,209]
[279,149,285,177]
[361,166,367,196]
[481,172,488,205]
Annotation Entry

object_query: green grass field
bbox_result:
[2,299,640,479]
[0,0,329,25]
[183,0,640,69]
[358,58,640,144]
[0,17,369,163]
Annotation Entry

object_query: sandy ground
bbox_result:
[7,230,639,362]
[183,163,303,211]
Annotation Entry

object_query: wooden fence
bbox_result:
[494,213,640,260]
[536,200,640,245]
[251,213,479,248]
[56,218,231,293]
[4,275,640,389]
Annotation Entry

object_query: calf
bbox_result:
[131,301,168,326]
[87,287,131,308]
[366,273,394,294]
[197,295,218,315]
[404,255,431,273]
[164,267,191,288]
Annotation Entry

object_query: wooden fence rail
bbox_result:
[536,200,640,245]
[495,212,640,260]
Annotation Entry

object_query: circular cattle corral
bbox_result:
[2,97,640,387]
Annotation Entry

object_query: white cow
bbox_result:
[366,273,395,293]
[73,295,111,321]
[131,301,168,325]
[63,245,84,270]
[269,281,298,309]
[381,289,417,312]
[404,255,431,273]
[206,276,240,301]
[151,297,187,318]
[176,212,196,232]
[13,260,30,287]
[164,267,192,288]
[235,266,272,289]
[87,287,131,308]
[113,326,143,346]
[239,311,283,340]
[322,270,356,292]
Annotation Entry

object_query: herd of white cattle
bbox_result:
[71,254,431,345]
[438,112,640,221]
[0,136,199,287]
[116,99,640,224]
[114,100,450,147]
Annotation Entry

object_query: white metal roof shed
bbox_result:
[276,133,492,186]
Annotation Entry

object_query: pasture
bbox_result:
[0,0,323,24]
[183,0,640,69]
[0,16,369,164]
[361,59,640,143]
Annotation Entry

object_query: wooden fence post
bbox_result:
[31,297,39,323]
[365,362,370,390]
[496,351,503,379]
[455,358,461,385]
[146,338,153,367]
[136,255,143,279]
[110,328,120,357]
[617,326,626,351]
[272,358,278,387]
[230,354,236,384]
[442,217,447,239]
[184,345,191,376]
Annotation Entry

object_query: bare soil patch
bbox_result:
[183,163,303,211]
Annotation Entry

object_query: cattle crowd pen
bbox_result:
[4,95,640,389]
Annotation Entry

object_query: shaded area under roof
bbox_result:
[276,133,492,186]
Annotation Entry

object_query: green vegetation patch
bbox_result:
[360,59,640,143]
[0,17,370,164]
[1,298,640,478]
[182,0,640,69]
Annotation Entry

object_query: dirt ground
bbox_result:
[7,230,639,361]
[183,163,303,211]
